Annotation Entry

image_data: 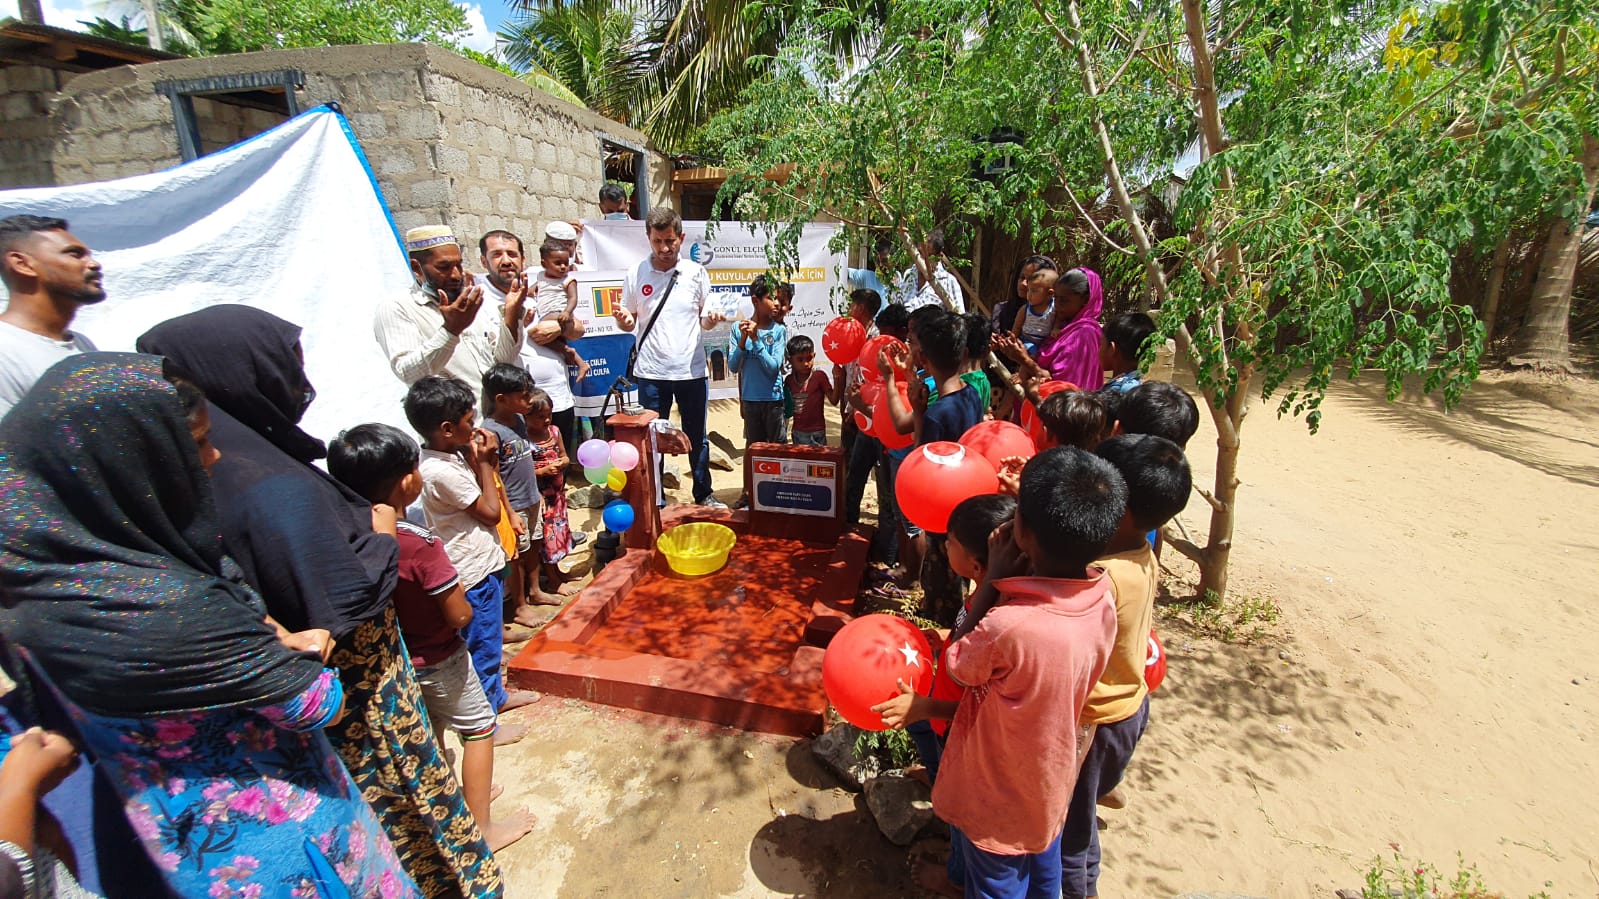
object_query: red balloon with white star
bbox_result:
[821,316,868,365]
[822,614,935,731]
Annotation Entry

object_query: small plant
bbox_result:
[853,726,920,771]
[1172,589,1282,643]
[1361,849,1550,899]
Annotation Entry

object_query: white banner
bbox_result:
[580,221,844,400]
[0,106,415,440]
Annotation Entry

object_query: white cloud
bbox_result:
[1,0,148,33]
[458,2,497,54]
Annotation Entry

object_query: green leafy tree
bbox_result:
[82,0,470,56]
[704,0,1594,599]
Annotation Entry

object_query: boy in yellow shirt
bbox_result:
[1061,434,1191,898]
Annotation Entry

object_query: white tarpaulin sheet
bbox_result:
[0,105,415,439]
[580,220,844,400]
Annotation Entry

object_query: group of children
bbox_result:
[322,364,588,857]
[726,276,839,504]
[719,251,1198,897]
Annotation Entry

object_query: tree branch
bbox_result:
[1161,527,1206,565]
[1194,484,1226,513]
[1103,23,1151,91]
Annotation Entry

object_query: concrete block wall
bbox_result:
[45,43,673,259]
[0,65,72,189]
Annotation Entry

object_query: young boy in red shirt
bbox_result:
[328,423,534,852]
[934,446,1126,898]
[784,335,833,446]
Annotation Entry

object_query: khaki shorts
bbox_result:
[515,502,543,553]
[415,643,498,740]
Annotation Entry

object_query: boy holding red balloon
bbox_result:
[881,310,986,625]
[1059,435,1191,899]
[931,447,1123,898]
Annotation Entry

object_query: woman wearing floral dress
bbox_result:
[0,354,417,898]
[526,393,575,589]
[137,307,501,897]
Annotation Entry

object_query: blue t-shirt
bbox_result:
[483,416,539,509]
[1105,370,1143,394]
[729,321,787,402]
[920,381,987,445]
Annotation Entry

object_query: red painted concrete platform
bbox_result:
[508,506,871,736]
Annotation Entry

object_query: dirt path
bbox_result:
[492,375,1599,897]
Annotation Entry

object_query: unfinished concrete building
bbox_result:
[2,33,672,243]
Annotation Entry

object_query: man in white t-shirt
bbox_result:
[613,207,725,507]
[896,228,964,314]
[0,215,103,418]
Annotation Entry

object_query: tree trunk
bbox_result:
[1196,369,1249,599]
[17,0,43,24]
[1510,134,1599,370]
[1481,234,1511,347]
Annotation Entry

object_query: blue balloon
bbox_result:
[602,499,635,533]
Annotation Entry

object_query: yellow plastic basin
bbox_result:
[657,522,737,577]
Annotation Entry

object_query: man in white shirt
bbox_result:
[373,225,526,386]
[896,228,964,314]
[478,229,586,461]
[0,215,103,418]
[613,207,725,507]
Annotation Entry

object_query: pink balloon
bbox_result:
[609,440,640,472]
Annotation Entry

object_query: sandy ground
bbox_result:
[489,374,1599,898]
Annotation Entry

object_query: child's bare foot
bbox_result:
[493,720,529,746]
[1098,786,1126,809]
[912,858,962,898]
[575,358,591,381]
[512,606,549,627]
[550,579,583,596]
[501,689,542,711]
[528,588,565,607]
[484,808,535,851]
[503,623,535,644]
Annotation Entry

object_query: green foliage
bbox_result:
[500,0,886,151]
[85,0,472,56]
[1362,849,1553,898]
[186,0,469,53]
[853,725,919,770]
[456,46,519,78]
[498,0,648,118]
[1169,589,1281,644]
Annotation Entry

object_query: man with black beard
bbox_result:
[0,215,105,417]
[374,225,526,386]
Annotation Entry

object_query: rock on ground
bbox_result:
[810,723,880,792]
[863,772,934,846]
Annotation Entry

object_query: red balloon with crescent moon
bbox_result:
[959,419,1038,468]
[822,614,935,731]
[821,316,868,366]
[1145,630,1167,692]
[895,441,1000,533]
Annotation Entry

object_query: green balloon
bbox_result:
[584,465,612,485]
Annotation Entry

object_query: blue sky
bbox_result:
[2,0,523,55]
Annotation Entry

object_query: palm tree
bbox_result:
[498,0,651,118]
[504,0,885,152]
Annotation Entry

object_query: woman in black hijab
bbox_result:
[0,353,416,897]
[137,307,502,898]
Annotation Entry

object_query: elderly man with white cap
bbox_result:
[375,225,527,385]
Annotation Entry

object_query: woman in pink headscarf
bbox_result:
[1037,267,1105,390]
